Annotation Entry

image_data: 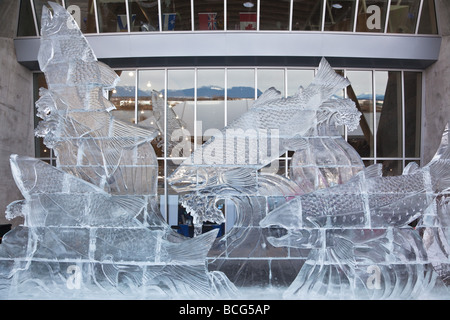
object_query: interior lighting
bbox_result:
[332,3,343,9]
[243,1,254,8]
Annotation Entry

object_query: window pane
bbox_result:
[260,0,290,30]
[292,0,323,31]
[194,0,224,30]
[227,69,255,124]
[376,71,402,158]
[355,0,389,32]
[346,71,374,158]
[227,0,257,30]
[324,0,357,31]
[128,0,160,32]
[287,69,315,97]
[197,69,225,142]
[110,70,136,123]
[404,72,422,158]
[64,0,97,33]
[257,69,285,97]
[378,160,403,176]
[18,0,37,36]
[33,0,63,34]
[161,0,192,31]
[138,70,166,157]
[96,0,128,33]
[167,70,195,158]
[418,0,438,34]
[387,0,421,33]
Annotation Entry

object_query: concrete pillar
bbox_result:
[0,1,34,227]
[423,0,450,164]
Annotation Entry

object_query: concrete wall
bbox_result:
[423,0,450,164]
[0,1,33,227]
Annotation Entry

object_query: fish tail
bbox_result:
[427,124,450,193]
[311,58,350,95]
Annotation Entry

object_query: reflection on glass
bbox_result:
[64,0,97,33]
[379,160,403,176]
[324,0,356,31]
[346,71,374,157]
[197,69,225,142]
[355,0,389,32]
[292,0,323,31]
[257,69,285,97]
[161,0,192,31]
[404,72,422,158]
[227,0,257,30]
[33,0,63,34]
[418,0,438,34]
[96,0,128,33]
[128,0,159,31]
[287,69,315,97]
[110,70,136,123]
[376,71,402,158]
[138,70,165,157]
[194,0,224,30]
[260,0,290,30]
[18,0,37,36]
[227,69,255,124]
[167,70,195,158]
[387,0,420,33]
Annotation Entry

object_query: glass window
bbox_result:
[167,70,195,158]
[260,0,290,30]
[257,69,285,97]
[404,72,422,158]
[376,71,402,158]
[197,69,225,143]
[286,69,315,97]
[110,70,136,123]
[227,69,255,124]
[128,0,160,32]
[418,0,438,34]
[355,0,389,32]
[64,0,97,33]
[18,0,37,36]
[346,71,374,158]
[387,0,421,33]
[292,0,323,31]
[138,69,166,157]
[324,0,357,31]
[33,0,63,34]
[227,0,257,30]
[96,0,128,33]
[378,159,403,176]
[194,0,224,30]
[161,0,192,31]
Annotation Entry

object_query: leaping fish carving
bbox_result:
[260,125,450,232]
[168,58,361,192]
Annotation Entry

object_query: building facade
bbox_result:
[1,0,449,229]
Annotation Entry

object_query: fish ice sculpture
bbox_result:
[35,2,159,196]
[260,126,450,231]
[168,57,361,192]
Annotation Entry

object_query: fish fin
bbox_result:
[362,163,383,178]
[252,87,282,108]
[403,161,420,175]
[221,168,257,188]
[310,58,350,97]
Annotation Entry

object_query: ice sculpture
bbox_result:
[0,2,449,300]
[0,2,237,299]
[260,126,450,299]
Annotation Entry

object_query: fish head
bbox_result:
[40,2,79,38]
[167,165,211,192]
